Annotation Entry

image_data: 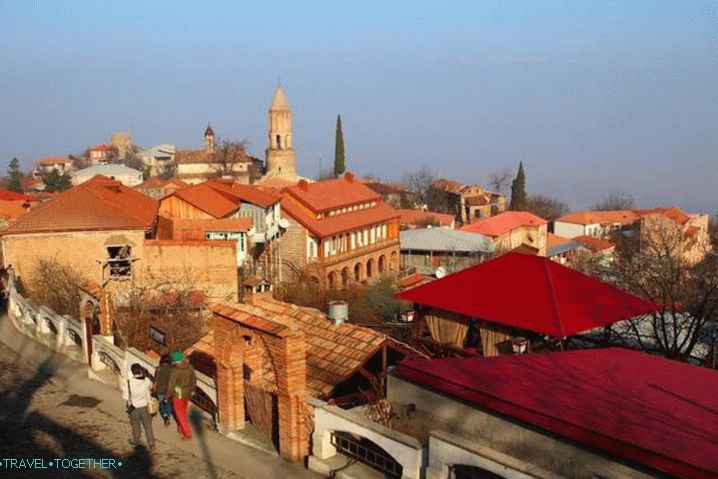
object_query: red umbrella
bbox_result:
[396,253,660,337]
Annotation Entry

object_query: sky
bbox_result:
[1,1,716,213]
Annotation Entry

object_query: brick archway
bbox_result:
[366,258,374,278]
[390,251,398,271]
[354,262,363,282]
[378,255,386,274]
[215,327,246,434]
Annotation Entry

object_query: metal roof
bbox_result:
[400,228,494,253]
[73,164,143,178]
[547,240,583,257]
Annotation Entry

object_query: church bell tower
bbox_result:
[265,85,297,180]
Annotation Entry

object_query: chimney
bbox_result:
[298,179,309,191]
[328,300,348,326]
[344,172,354,183]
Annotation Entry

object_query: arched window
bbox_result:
[276,134,282,149]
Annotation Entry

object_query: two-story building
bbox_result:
[553,210,640,239]
[33,156,73,175]
[157,179,282,277]
[460,211,548,256]
[279,173,401,288]
[86,144,115,165]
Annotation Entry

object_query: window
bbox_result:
[106,245,132,278]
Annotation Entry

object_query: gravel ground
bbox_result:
[0,341,243,479]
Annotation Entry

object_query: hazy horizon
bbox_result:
[1,1,716,214]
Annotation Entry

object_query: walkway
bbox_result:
[0,312,320,479]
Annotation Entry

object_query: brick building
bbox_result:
[186,295,422,461]
[134,177,189,199]
[430,180,506,224]
[278,173,401,288]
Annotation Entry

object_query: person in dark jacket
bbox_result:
[164,351,196,440]
[153,354,173,426]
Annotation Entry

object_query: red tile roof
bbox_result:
[399,273,431,289]
[634,206,691,224]
[556,210,640,226]
[0,200,33,222]
[396,252,659,337]
[284,174,381,213]
[2,175,158,235]
[396,348,718,479]
[0,188,37,202]
[573,235,615,252]
[397,209,454,228]
[135,177,189,190]
[89,144,113,152]
[167,180,280,219]
[34,156,72,165]
[281,197,399,238]
[459,211,547,237]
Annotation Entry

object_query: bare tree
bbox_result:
[401,166,437,208]
[23,257,88,316]
[487,168,513,195]
[524,194,569,222]
[212,139,250,178]
[113,268,208,353]
[578,223,718,362]
[591,190,635,211]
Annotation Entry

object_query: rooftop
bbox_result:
[397,209,455,228]
[396,348,718,479]
[556,210,640,226]
[396,252,659,337]
[73,164,143,177]
[459,211,547,237]
[269,85,290,111]
[34,156,72,165]
[573,234,615,252]
[283,173,381,213]
[2,175,158,235]
[199,297,418,399]
[399,228,494,253]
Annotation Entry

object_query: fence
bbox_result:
[5,274,218,423]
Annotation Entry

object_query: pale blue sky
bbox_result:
[1,1,716,213]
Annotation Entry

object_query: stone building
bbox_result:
[264,85,297,181]
[175,125,263,185]
[460,211,548,256]
[278,172,401,288]
[133,177,189,199]
[0,175,239,303]
[431,180,506,224]
[33,156,73,175]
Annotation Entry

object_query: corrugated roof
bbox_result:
[396,348,718,479]
[400,228,494,253]
[73,164,143,178]
[2,175,158,235]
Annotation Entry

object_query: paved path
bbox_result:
[0,312,321,479]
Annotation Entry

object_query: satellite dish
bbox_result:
[278,218,290,229]
[435,266,446,279]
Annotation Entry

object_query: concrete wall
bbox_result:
[387,374,660,479]
[143,240,238,302]
[309,399,425,479]
[553,221,588,239]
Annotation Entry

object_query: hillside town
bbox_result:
[1,81,716,479]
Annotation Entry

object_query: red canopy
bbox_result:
[396,252,659,337]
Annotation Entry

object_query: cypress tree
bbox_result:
[334,114,346,177]
[510,161,527,211]
[7,158,23,193]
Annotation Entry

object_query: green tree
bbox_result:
[7,157,23,193]
[334,114,346,177]
[509,161,527,211]
[43,170,73,192]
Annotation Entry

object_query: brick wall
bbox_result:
[278,215,308,281]
[143,240,238,302]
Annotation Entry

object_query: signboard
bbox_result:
[149,325,167,346]
[206,231,244,241]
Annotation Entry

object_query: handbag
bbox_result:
[144,378,159,415]
[125,380,135,414]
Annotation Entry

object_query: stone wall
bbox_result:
[143,240,238,302]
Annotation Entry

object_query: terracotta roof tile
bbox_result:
[206,297,419,398]
[573,235,615,252]
[547,233,573,249]
[206,179,281,208]
[34,156,72,165]
[284,174,381,213]
[2,175,158,235]
[0,200,34,222]
[460,211,547,237]
[634,207,691,224]
[397,209,454,228]
[281,197,399,238]
[556,210,640,226]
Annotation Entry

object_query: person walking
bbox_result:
[164,351,196,440]
[122,363,156,450]
[153,354,173,427]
